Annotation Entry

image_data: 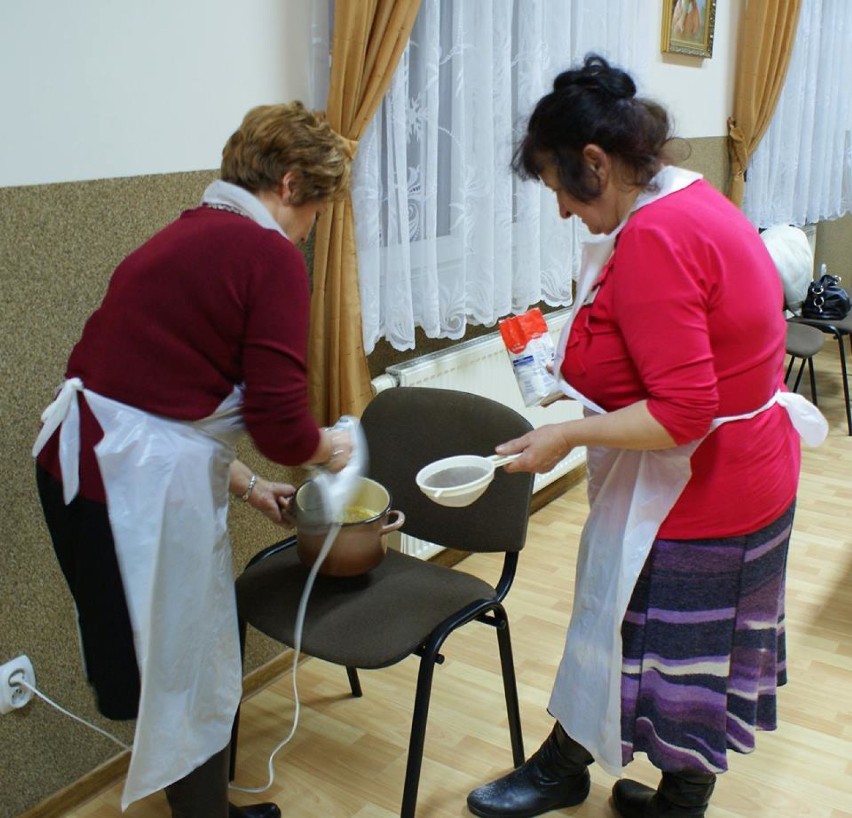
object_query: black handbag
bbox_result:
[801,274,851,320]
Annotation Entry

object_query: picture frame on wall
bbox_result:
[661,0,716,58]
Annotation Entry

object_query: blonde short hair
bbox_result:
[220,101,351,204]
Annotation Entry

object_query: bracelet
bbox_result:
[240,473,257,502]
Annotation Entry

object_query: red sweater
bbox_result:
[38,206,320,502]
[561,180,800,538]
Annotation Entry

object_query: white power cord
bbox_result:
[15,522,341,790]
[229,521,343,794]
[15,522,342,792]
[16,677,131,751]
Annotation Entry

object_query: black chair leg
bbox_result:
[807,356,818,405]
[785,355,796,385]
[494,607,525,767]
[839,334,852,435]
[346,666,363,697]
[792,358,807,394]
[400,645,440,818]
[229,617,248,782]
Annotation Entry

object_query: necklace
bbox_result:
[203,202,249,218]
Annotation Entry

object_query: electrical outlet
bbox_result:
[0,655,35,715]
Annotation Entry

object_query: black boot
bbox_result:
[164,743,281,818]
[612,771,716,817]
[228,803,281,818]
[466,722,594,818]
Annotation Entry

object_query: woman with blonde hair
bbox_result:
[34,101,353,818]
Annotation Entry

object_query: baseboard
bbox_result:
[19,652,297,818]
[18,752,131,818]
[531,463,585,513]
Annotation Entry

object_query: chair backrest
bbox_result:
[360,386,535,553]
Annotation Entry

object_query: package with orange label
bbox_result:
[499,308,561,407]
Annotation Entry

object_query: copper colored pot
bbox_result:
[294,476,405,577]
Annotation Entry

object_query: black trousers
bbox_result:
[37,466,234,816]
[36,466,140,719]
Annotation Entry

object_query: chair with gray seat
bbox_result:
[230,386,535,817]
[761,225,847,432]
[784,320,824,404]
[789,303,852,434]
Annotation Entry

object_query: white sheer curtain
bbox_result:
[743,0,852,228]
[349,0,643,353]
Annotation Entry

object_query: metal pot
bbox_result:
[293,476,405,577]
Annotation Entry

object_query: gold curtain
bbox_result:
[727,0,802,206]
[308,0,422,425]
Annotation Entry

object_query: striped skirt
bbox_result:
[620,503,795,773]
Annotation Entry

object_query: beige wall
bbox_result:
[816,214,852,280]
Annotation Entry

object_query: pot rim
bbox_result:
[295,475,392,526]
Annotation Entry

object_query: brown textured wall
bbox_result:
[0,172,303,817]
[815,213,852,280]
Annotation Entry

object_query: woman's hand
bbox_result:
[496,402,678,472]
[229,460,297,526]
[496,422,575,474]
[320,427,353,474]
[248,478,297,526]
[303,426,354,473]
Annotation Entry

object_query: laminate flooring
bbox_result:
[66,348,852,817]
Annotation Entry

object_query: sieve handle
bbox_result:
[489,453,522,468]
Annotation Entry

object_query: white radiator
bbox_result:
[371,308,585,559]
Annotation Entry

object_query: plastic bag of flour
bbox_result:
[499,308,561,407]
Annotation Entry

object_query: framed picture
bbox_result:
[661,0,716,58]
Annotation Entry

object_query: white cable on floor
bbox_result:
[15,522,342,793]
[228,521,342,794]
[17,678,131,751]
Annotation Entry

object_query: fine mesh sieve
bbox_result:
[415,453,520,507]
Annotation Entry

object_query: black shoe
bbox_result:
[228,803,281,818]
[612,772,716,817]
[466,722,594,818]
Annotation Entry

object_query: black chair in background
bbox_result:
[790,302,852,434]
[231,386,535,817]
[759,225,842,426]
[784,320,825,404]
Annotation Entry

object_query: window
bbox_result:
[317,0,643,353]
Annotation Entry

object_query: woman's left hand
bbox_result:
[247,478,297,526]
[230,460,297,526]
[496,422,574,474]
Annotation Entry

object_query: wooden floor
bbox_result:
[68,349,852,818]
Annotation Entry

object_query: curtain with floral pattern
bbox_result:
[348,0,643,353]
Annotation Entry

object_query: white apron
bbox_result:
[33,379,246,809]
[545,168,828,776]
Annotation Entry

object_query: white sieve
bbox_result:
[415,453,521,507]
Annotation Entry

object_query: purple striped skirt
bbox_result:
[620,503,795,773]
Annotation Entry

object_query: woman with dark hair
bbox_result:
[33,102,353,818]
[466,55,825,818]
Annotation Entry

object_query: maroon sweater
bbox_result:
[38,206,320,502]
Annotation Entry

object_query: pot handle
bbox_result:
[381,509,406,535]
[277,494,298,527]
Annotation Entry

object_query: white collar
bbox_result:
[200,180,289,239]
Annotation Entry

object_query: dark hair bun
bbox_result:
[512,52,672,202]
[553,53,636,101]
